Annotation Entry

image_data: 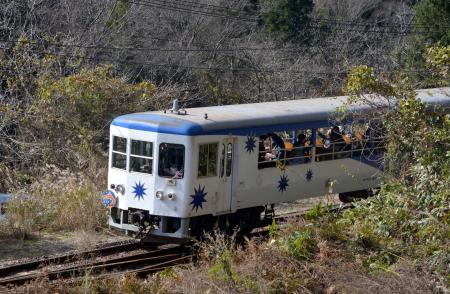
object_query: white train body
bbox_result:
[105,88,450,242]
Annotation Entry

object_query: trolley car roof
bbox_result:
[112,88,450,136]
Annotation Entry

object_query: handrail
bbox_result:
[258,139,385,166]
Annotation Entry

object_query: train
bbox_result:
[102,88,450,243]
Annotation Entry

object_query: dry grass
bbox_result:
[0,166,107,240]
[3,225,436,294]
[72,230,106,251]
[157,230,434,294]
[1,198,439,293]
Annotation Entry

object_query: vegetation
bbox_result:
[0,1,448,292]
[1,0,448,179]
[8,43,447,292]
[414,0,450,45]
[0,166,107,240]
[1,39,158,169]
[405,0,450,86]
[263,0,314,42]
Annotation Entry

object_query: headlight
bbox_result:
[115,184,125,195]
[155,191,164,200]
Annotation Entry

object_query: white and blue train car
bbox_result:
[104,88,450,243]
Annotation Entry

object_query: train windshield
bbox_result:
[158,143,185,178]
[130,140,153,174]
[112,136,127,170]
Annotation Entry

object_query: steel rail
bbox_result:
[0,239,142,278]
[0,246,189,287]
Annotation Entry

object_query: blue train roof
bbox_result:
[112,88,450,136]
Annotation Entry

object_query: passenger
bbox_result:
[340,129,352,158]
[300,134,312,162]
[315,131,326,161]
[292,133,310,164]
[258,135,268,163]
[329,126,343,144]
[317,129,327,141]
[267,133,285,160]
[317,129,332,160]
[329,126,345,158]
[296,133,307,145]
[258,135,275,168]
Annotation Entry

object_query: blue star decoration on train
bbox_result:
[244,135,257,153]
[132,181,147,200]
[278,174,289,192]
[306,169,314,181]
[190,185,207,212]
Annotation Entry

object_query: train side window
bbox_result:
[220,144,225,177]
[130,140,153,174]
[158,143,185,178]
[286,129,313,165]
[198,143,218,177]
[315,126,352,161]
[112,136,127,170]
[352,121,385,156]
[258,130,313,168]
[226,143,232,176]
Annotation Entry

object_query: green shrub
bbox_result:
[341,53,449,283]
[282,229,317,260]
[208,249,236,283]
[1,37,162,170]
[268,218,279,238]
[304,202,324,220]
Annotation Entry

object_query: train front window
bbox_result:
[130,140,153,174]
[158,143,185,178]
[112,136,127,170]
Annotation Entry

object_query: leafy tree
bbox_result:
[263,0,314,43]
[106,0,132,29]
[36,65,157,164]
[424,44,450,84]
[341,45,450,284]
[405,0,450,86]
[0,36,159,170]
[414,0,450,45]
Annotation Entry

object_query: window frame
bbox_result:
[129,139,154,175]
[158,143,186,179]
[315,127,348,161]
[197,142,219,178]
[257,129,314,169]
[220,143,225,177]
[225,142,233,177]
[111,136,127,170]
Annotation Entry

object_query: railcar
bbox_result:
[103,88,450,243]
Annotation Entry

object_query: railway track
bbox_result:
[0,245,192,287]
[0,203,350,288]
[0,239,142,279]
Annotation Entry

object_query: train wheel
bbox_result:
[237,207,264,235]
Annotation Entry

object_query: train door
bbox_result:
[217,138,235,213]
[125,138,155,210]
